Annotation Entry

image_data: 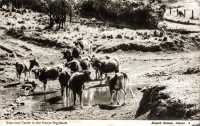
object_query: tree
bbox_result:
[43,0,70,29]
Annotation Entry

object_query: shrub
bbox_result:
[116,34,122,39]
[6,21,11,25]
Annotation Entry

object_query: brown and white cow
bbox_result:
[105,72,135,105]
[32,66,62,92]
[15,58,39,83]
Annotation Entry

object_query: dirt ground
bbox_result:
[0,7,199,120]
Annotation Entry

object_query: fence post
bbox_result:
[177,8,178,16]
[184,10,185,17]
[170,7,171,15]
[191,10,194,19]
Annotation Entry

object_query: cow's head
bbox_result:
[32,69,42,79]
[65,61,79,72]
[90,55,98,69]
[30,58,39,67]
[73,40,83,50]
[83,70,91,82]
[61,49,72,59]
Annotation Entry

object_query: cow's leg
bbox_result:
[61,85,64,98]
[116,91,120,105]
[73,92,76,106]
[104,73,107,83]
[67,88,70,107]
[18,73,21,83]
[43,79,47,93]
[16,70,19,81]
[95,69,98,79]
[79,90,83,108]
[97,70,100,79]
[23,72,27,83]
[109,90,114,105]
[100,72,103,84]
[121,88,126,105]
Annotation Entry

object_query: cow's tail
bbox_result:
[121,72,135,99]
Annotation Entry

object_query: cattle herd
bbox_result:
[15,39,134,108]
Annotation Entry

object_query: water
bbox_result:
[0,83,144,112]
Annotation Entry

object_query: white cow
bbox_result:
[73,39,93,55]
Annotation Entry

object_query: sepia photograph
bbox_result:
[0,0,199,125]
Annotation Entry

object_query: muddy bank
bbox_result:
[95,36,200,53]
[135,78,200,120]
[5,25,200,53]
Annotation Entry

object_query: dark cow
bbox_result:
[65,57,91,72]
[59,68,71,99]
[91,56,119,84]
[15,58,39,83]
[73,39,93,55]
[68,70,91,108]
[32,66,62,92]
[61,46,82,62]
[105,72,135,105]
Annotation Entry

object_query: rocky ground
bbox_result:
[0,7,199,120]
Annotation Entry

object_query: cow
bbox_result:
[178,11,184,17]
[15,58,39,83]
[32,66,62,92]
[68,70,91,108]
[61,46,82,62]
[73,39,93,55]
[65,57,91,72]
[90,55,111,79]
[58,68,71,99]
[91,56,119,84]
[105,72,135,106]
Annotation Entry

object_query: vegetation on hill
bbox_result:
[0,0,166,29]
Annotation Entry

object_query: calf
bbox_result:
[15,58,39,83]
[92,57,119,84]
[32,66,62,92]
[73,39,93,55]
[61,46,81,62]
[105,72,135,105]
[68,70,91,108]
